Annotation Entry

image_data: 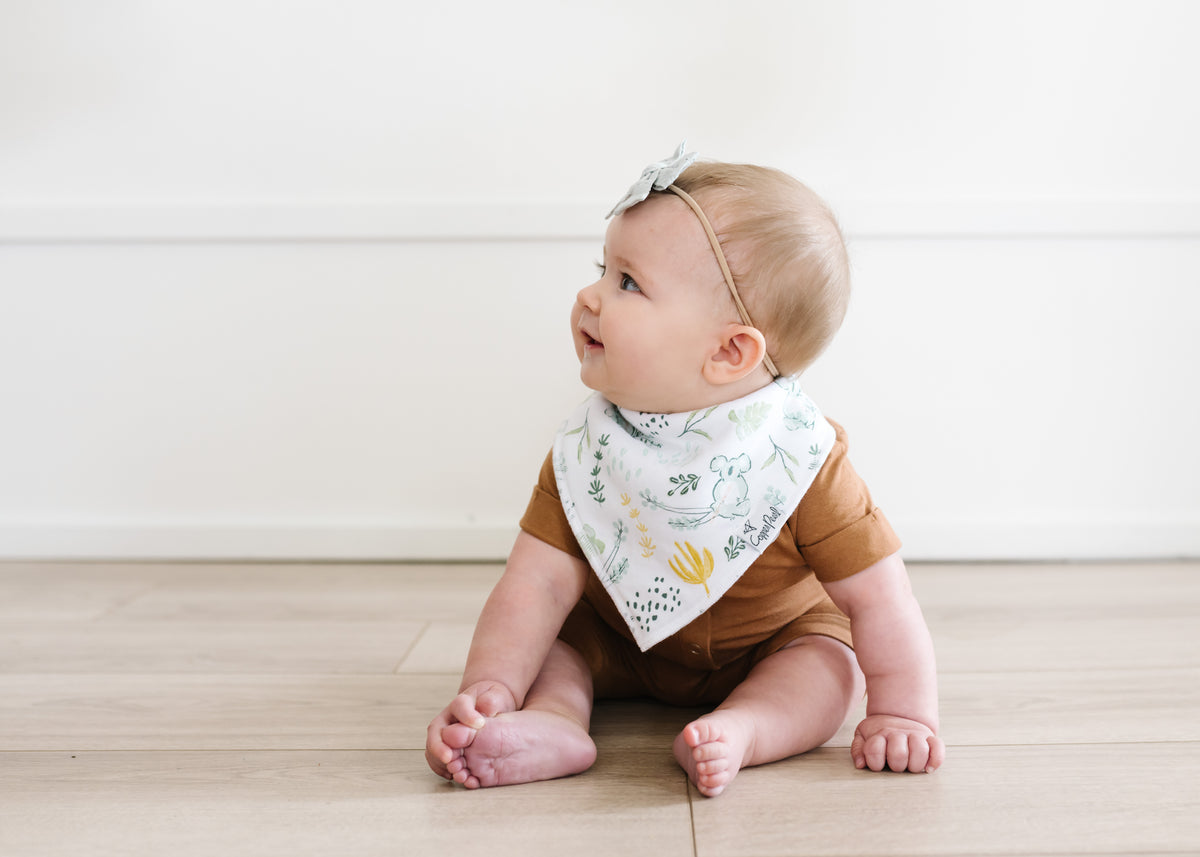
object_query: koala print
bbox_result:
[709,454,752,519]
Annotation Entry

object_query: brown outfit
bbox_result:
[518,420,901,706]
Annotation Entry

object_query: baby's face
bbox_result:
[571,195,734,414]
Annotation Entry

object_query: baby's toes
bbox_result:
[696,772,731,797]
[691,740,728,765]
[696,757,731,776]
[442,722,479,750]
[685,719,722,750]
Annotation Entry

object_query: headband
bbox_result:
[663,184,780,379]
[607,143,779,378]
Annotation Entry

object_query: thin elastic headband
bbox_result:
[665,185,780,378]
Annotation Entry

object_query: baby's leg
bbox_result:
[442,640,597,789]
[673,635,863,797]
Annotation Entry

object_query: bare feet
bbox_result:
[672,711,754,797]
[441,709,597,789]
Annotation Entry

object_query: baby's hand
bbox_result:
[425,681,518,780]
[850,714,945,774]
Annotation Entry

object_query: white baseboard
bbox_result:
[0,518,1196,563]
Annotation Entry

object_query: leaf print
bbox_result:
[680,406,718,440]
[729,402,773,440]
[781,386,818,431]
[581,524,605,558]
[601,519,626,578]
[668,541,714,596]
[761,436,798,484]
[563,413,592,462]
[667,473,701,496]
[724,535,746,561]
[588,431,608,503]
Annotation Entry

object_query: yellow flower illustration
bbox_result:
[625,501,655,557]
[669,541,714,596]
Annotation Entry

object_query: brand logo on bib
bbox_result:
[745,505,782,548]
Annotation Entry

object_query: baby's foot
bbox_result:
[672,712,754,797]
[442,709,596,789]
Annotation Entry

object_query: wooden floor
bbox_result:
[1,560,1197,856]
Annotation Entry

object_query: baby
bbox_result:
[425,144,943,797]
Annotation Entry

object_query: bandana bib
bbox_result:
[553,378,836,651]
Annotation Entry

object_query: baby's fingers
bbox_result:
[474,686,516,719]
[885,732,915,773]
[926,735,946,772]
[446,693,488,730]
[853,731,889,771]
[900,733,947,773]
[851,723,944,773]
[425,719,453,777]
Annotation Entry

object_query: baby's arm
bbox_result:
[821,552,945,773]
[425,530,589,777]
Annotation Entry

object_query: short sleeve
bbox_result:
[794,420,902,582]
[518,451,587,561]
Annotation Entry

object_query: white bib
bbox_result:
[553,378,836,651]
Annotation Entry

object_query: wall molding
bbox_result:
[2,197,1199,243]
[1,517,1196,562]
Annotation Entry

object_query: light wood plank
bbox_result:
[910,562,1200,615]
[0,562,160,621]
[914,562,1200,672]
[0,749,695,857]
[0,673,456,751]
[929,613,1200,672]
[690,744,1200,857]
[100,562,502,623]
[0,620,424,674]
[397,620,474,673]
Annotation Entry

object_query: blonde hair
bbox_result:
[669,162,851,376]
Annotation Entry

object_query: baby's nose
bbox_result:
[576,281,601,311]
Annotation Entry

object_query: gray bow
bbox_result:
[606,142,698,218]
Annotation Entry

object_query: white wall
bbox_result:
[2,0,1197,561]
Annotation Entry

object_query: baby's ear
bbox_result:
[703,324,768,386]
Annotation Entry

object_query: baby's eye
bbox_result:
[619,275,642,293]
[593,260,606,276]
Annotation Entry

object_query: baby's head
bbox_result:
[668,161,851,377]
[575,150,851,413]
